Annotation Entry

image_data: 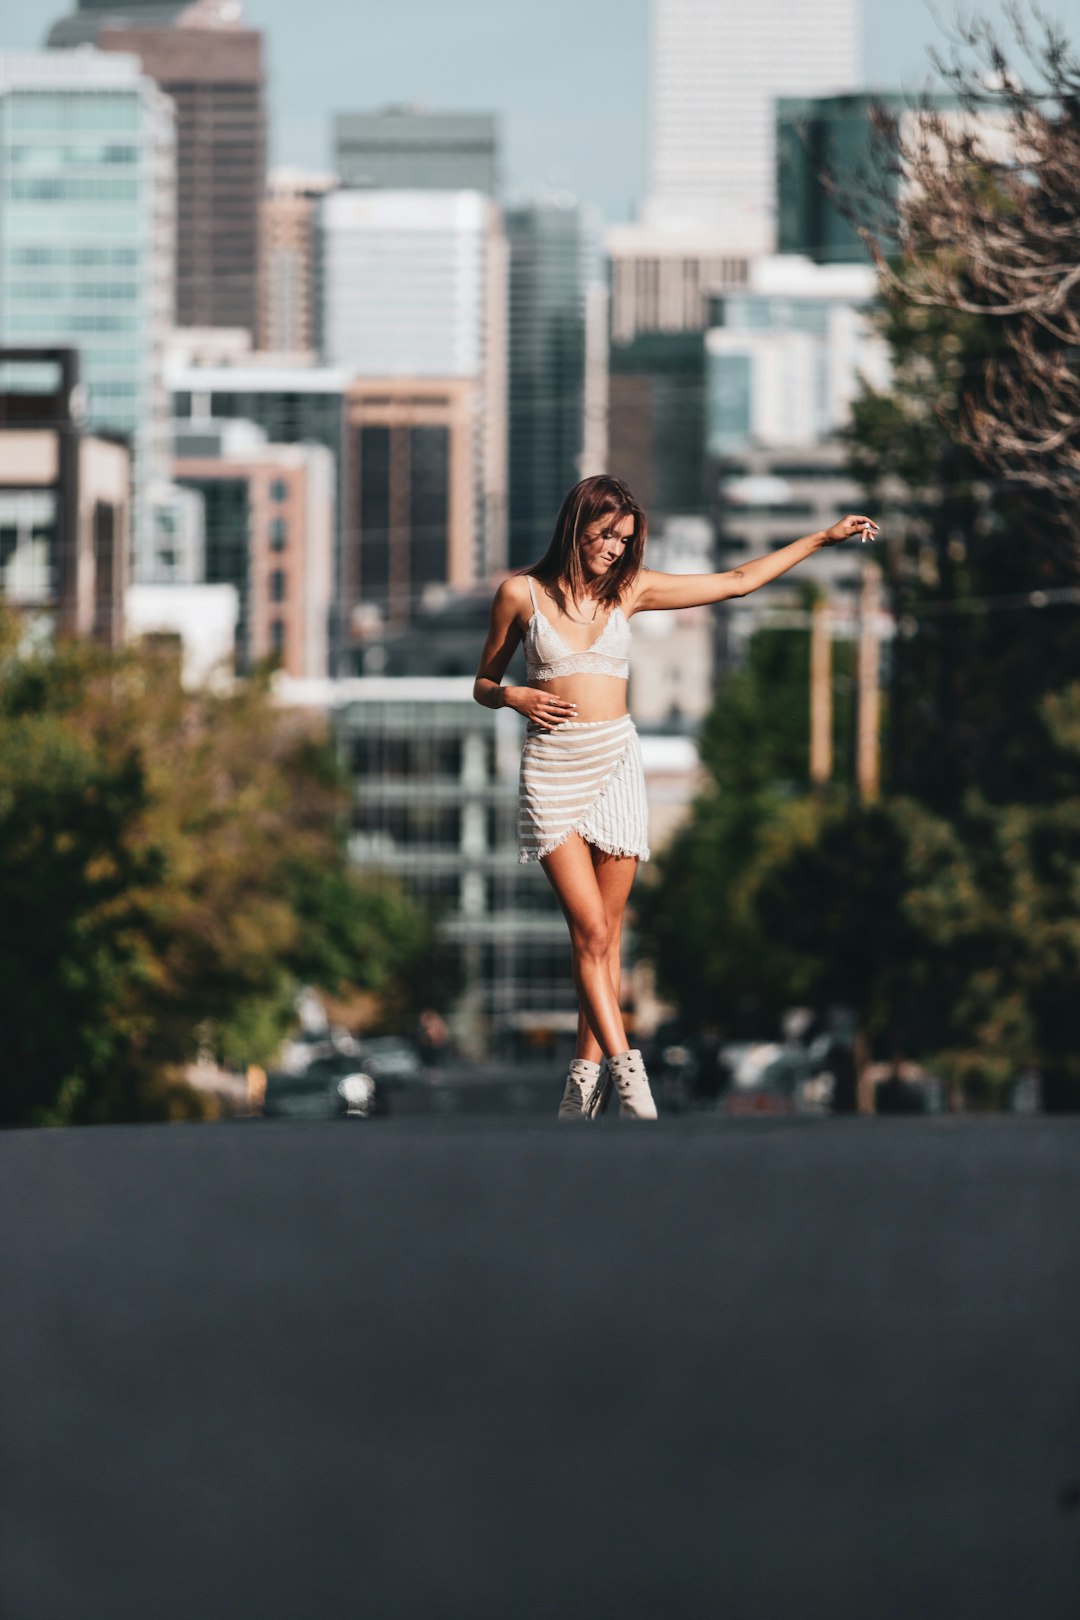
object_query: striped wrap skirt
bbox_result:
[517,713,651,865]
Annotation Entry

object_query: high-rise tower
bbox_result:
[0,49,175,574]
[644,0,859,247]
[505,198,590,570]
[48,1,266,335]
[318,190,508,606]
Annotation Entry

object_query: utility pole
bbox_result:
[857,562,882,803]
[809,597,832,789]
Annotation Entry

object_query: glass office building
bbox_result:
[608,330,708,526]
[777,93,962,265]
[0,50,175,571]
[48,4,267,336]
[506,198,589,570]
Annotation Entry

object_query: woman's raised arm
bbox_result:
[631,514,878,612]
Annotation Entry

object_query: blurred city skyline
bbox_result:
[3,0,1065,221]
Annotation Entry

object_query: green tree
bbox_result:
[637,21,1080,1103]
[641,685,1080,1107]
[635,622,823,1034]
[849,285,1077,810]
[0,615,434,1126]
[638,290,1078,1099]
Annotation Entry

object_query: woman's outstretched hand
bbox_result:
[820,514,879,546]
[504,686,578,728]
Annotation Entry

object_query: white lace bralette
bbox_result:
[523,575,631,682]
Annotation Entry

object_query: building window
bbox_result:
[270,479,288,503]
[270,517,287,550]
[410,425,450,593]
[270,620,285,657]
[359,425,391,611]
[270,568,286,603]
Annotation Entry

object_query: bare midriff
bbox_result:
[527,673,629,723]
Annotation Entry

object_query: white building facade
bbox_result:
[126,581,239,688]
[705,259,891,652]
[706,257,889,451]
[645,0,859,247]
[606,222,752,343]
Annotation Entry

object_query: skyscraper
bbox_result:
[777,91,970,265]
[318,189,507,587]
[334,109,498,195]
[505,197,590,569]
[645,0,859,246]
[0,49,175,573]
[607,331,707,528]
[342,378,479,633]
[48,0,266,334]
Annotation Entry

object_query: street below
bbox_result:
[3,1116,1079,1619]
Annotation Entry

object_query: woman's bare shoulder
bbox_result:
[492,573,533,623]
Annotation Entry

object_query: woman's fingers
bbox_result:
[842,514,879,542]
[527,692,579,723]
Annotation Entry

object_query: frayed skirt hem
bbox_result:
[518,826,651,865]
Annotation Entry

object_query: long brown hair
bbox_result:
[524,475,647,612]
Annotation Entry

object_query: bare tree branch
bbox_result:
[845,6,1080,541]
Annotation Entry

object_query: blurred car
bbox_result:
[276,1027,365,1077]
[354,1037,423,1082]
[720,1042,807,1117]
[263,1052,381,1121]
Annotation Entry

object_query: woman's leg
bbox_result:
[540,834,637,1060]
[575,849,638,1063]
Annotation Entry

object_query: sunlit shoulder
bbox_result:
[493,572,530,619]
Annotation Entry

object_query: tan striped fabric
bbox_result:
[517,714,651,865]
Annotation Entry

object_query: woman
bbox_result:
[473,476,877,1122]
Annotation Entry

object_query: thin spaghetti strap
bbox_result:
[525,575,538,613]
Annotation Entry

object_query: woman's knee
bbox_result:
[570,914,610,962]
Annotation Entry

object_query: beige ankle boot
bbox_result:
[558,1058,604,1121]
[607,1049,658,1120]
[582,1059,613,1120]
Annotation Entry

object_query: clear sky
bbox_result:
[2,0,1076,220]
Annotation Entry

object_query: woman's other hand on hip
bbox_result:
[504,686,578,727]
